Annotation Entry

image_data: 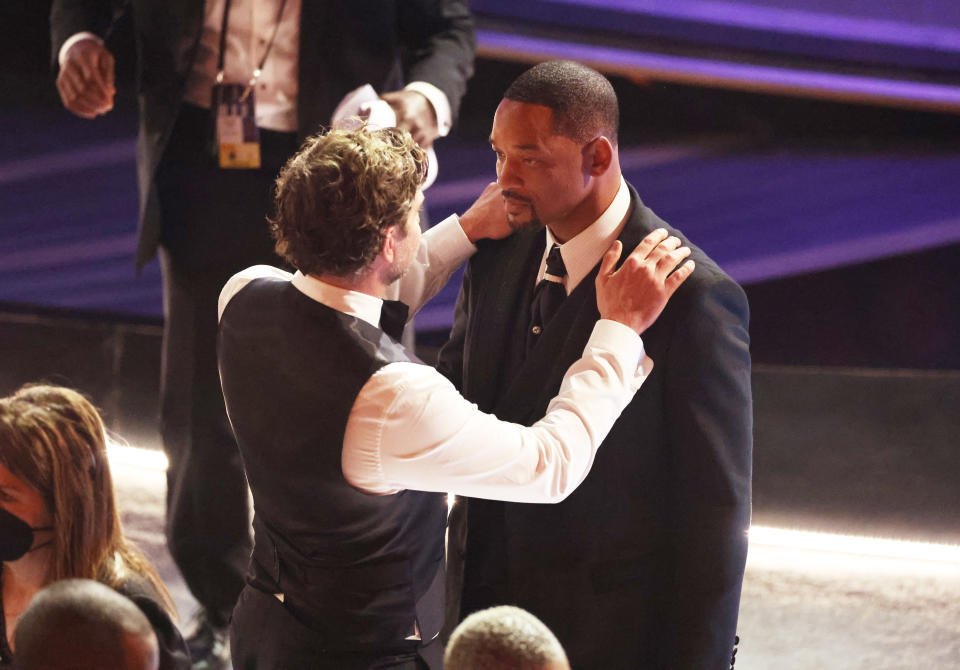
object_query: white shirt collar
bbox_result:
[290,271,384,327]
[541,177,631,294]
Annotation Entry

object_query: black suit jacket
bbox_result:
[49,0,475,267]
[439,184,753,669]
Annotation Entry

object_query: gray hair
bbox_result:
[444,605,569,670]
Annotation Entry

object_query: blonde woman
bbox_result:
[0,384,188,669]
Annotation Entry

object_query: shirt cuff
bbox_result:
[589,319,654,383]
[404,81,452,137]
[427,214,478,258]
[59,32,103,67]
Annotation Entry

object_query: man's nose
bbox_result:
[497,157,521,188]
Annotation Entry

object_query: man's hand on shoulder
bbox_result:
[57,38,115,119]
[458,182,513,244]
[596,229,695,335]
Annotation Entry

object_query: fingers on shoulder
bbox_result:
[666,259,696,291]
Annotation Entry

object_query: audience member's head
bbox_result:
[0,384,174,612]
[14,578,159,670]
[270,125,427,280]
[444,606,570,670]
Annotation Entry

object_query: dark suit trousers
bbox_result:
[155,104,298,624]
[230,586,433,670]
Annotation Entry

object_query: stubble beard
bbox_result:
[503,195,543,233]
[385,256,409,285]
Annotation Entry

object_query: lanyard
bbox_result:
[216,0,290,91]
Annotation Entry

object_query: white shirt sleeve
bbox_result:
[403,82,452,137]
[58,32,103,67]
[385,214,476,314]
[342,319,653,503]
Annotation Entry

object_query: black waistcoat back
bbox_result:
[218,277,447,654]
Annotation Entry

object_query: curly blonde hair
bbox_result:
[270,125,427,277]
[0,384,176,618]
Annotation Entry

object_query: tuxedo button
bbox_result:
[531,325,542,335]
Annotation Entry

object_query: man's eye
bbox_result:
[523,158,539,166]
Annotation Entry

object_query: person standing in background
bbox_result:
[49,2,475,667]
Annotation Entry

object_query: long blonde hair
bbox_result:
[0,384,176,618]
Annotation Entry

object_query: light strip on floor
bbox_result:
[101,458,960,566]
[749,525,960,565]
[106,442,169,471]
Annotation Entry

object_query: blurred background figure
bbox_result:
[445,606,570,670]
[13,578,159,670]
[0,384,188,670]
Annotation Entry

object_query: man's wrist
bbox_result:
[404,82,452,137]
[590,319,653,382]
[457,211,483,245]
[431,214,478,255]
[59,32,102,67]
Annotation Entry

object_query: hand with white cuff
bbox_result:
[56,38,115,119]
[381,89,439,147]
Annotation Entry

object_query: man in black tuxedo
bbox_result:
[439,61,753,669]
[49,1,475,665]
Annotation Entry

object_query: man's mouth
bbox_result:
[502,191,532,205]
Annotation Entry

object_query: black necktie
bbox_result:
[527,244,567,352]
[379,299,409,341]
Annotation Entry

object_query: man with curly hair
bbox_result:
[216,126,694,669]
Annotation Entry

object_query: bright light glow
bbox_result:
[750,525,960,565]
[106,442,169,471]
[97,454,960,569]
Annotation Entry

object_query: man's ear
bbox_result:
[583,136,614,176]
[381,224,401,263]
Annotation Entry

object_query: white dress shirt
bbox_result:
[60,0,452,134]
[219,215,654,503]
[539,177,632,294]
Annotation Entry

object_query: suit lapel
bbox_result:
[464,230,544,413]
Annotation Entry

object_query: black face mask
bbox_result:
[0,507,52,562]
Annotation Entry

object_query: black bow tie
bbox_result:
[379,299,410,341]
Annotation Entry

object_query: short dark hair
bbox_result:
[444,605,568,670]
[15,579,157,670]
[504,60,619,145]
[270,126,427,277]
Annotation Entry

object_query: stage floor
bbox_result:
[111,450,960,670]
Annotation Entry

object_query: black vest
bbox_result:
[218,277,447,655]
